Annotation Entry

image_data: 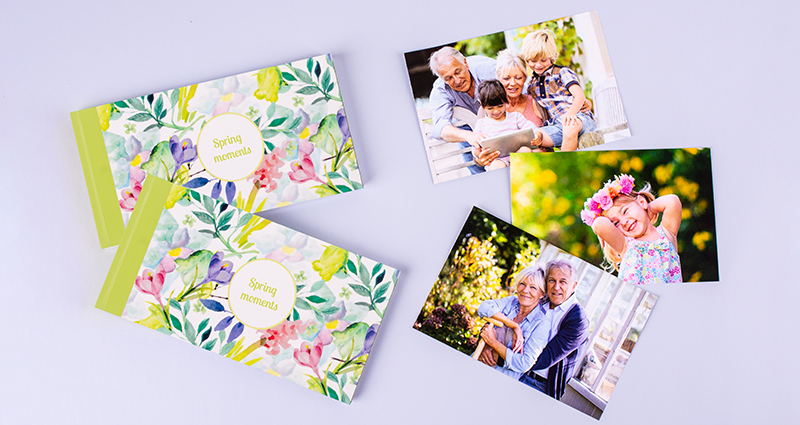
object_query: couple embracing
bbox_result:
[477,260,590,399]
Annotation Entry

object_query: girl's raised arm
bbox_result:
[592,216,626,254]
[649,194,682,237]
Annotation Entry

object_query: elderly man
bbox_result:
[428,47,496,174]
[519,260,590,400]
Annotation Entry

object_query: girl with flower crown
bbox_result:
[580,175,683,284]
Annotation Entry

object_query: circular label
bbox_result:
[227,259,296,329]
[196,113,264,182]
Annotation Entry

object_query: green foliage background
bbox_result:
[454,17,592,100]
[415,208,541,354]
[510,149,718,282]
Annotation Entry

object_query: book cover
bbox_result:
[98,176,396,404]
[72,54,362,248]
[414,207,657,419]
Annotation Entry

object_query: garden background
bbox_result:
[511,148,718,282]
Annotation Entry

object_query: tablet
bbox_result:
[477,128,535,158]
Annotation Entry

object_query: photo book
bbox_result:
[414,207,657,419]
[404,11,630,183]
[97,176,397,404]
[72,54,362,248]
[510,148,718,284]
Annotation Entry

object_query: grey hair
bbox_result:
[545,260,575,282]
[513,265,547,293]
[429,46,465,78]
[494,49,526,78]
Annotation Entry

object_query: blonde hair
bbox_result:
[600,183,658,272]
[520,29,559,63]
[513,265,547,294]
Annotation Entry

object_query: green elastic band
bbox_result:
[71,107,125,248]
[95,176,173,315]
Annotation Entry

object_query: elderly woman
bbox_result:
[495,49,548,126]
[474,49,592,166]
[476,265,549,379]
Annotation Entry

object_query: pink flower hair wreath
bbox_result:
[580,174,636,226]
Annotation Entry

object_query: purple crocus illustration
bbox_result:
[336,108,350,149]
[353,323,378,359]
[205,251,234,285]
[169,135,197,174]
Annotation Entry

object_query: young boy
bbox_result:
[473,80,539,170]
[520,29,597,151]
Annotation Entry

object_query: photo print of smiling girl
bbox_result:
[510,148,719,283]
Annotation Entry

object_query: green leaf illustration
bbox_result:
[373,282,390,301]
[175,250,214,286]
[140,140,176,180]
[332,322,369,359]
[308,114,343,157]
[184,319,197,344]
[170,315,182,332]
[127,113,151,122]
[348,284,371,298]
[192,211,215,225]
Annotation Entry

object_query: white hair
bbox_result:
[494,49,526,78]
[429,46,465,78]
[545,260,575,283]
[513,265,547,293]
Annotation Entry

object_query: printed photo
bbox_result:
[414,207,657,419]
[511,148,718,284]
[404,11,630,183]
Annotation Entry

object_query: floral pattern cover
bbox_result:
[119,183,396,404]
[98,54,361,225]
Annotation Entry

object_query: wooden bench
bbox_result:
[418,106,479,183]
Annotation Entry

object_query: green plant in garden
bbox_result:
[455,31,507,59]
[515,18,592,101]
[415,209,540,354]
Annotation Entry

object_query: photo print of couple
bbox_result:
[415,207,658,419]
[404,11,630,183]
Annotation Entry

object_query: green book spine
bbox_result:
[71,107,125,248]
[95,176,173,316]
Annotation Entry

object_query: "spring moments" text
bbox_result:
[239,277,278,311]
[212,134,252,164]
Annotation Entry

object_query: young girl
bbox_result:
[580,174,683,284]
[473,80,542,170]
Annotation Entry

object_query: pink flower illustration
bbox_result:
[211,76,246,116]
[259,320,309,356]
[135,268,165,304]
[119,167,146,211]
[134,257,175,304]
[293,339,323,375]
[264,231,309,263]
[288,153,324,184]
[250,147,286,192]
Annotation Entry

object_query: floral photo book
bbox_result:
[97,176,397,404]
[72,54,362,248]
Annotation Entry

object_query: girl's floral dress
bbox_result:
[620,226,682,284]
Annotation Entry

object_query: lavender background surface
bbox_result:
[1,1,798,423]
